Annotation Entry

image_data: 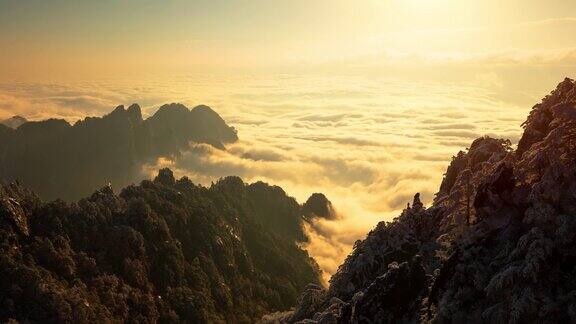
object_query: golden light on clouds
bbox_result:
[1,0,576,278]
[1,0,576,79]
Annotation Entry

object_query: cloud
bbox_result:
[345,47,576,72]
[297,113,364,122]
[299,135,382,147]
[0,92,93,121]
[518,17,576,28]
[38,95,114,111]
[425,123,477,130]
[0,73,531,279]
[228,145,291,162]
[0,83,128,120]
[432,130,481,139]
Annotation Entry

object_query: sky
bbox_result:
[1,0,576,79]
[1,0,576,280]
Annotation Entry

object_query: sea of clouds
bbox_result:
[0,74,534,280]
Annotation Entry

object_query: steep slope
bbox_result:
[0,103,238,201]
[0,168,321,323]
[280,78,576,323]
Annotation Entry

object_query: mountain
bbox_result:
[0,103,238,201]
[273,78,576,323]
[0,116,27,129]
[0,168,322,323]
[302,193,337,220]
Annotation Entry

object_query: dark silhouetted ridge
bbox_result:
[0,103,238,201]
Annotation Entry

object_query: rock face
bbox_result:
[302,193,337,220]
[279,78,576,323]
[0,115,27,129]
[0,169,321,323]
[0,103,238,201]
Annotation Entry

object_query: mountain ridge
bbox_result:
[0,103,238,201]
[0,168,323,323]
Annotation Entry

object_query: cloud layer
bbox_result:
[0,74,532,280]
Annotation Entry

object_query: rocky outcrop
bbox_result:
[0,103,237,201]
[279,78,576,323]
[303,193,337,220]
[516,77,576,157]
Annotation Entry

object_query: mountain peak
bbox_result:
[155,103,189,115]
[110,105,126,114]
[303,193,337,220]
[154,168,176,186]
[1,115,28,129]
[127,103,143,124]
[411,192,423,211]
[192,104,214,112]
[517,77,576,156]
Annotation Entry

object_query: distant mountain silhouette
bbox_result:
[0,115,27,129]
[0,103,238,201]
[0,168,321,323]
[269,79,576,323]
[302,193,337,220]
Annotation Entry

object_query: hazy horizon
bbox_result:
[1,0,576,80]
